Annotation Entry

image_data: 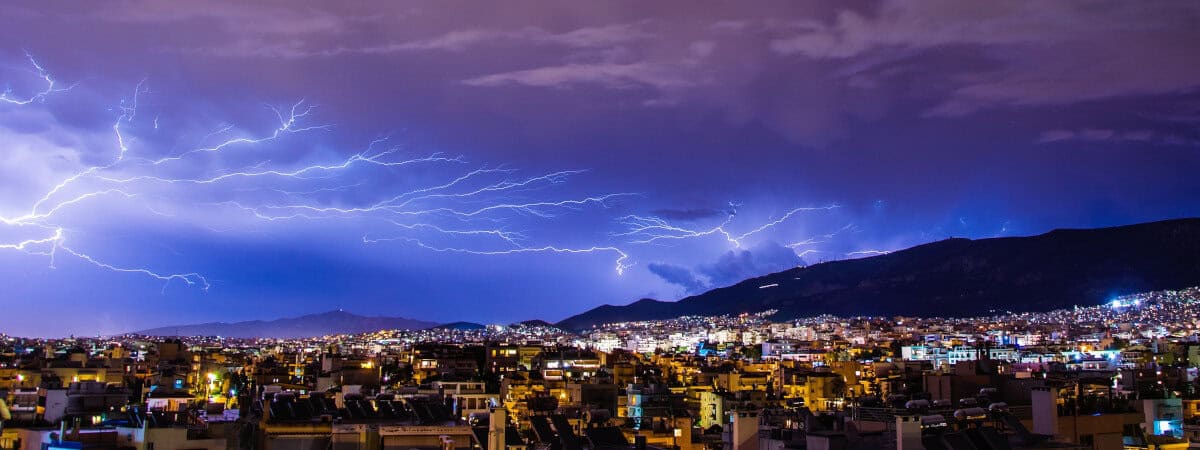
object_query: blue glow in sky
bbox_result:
[1,1,1198,336]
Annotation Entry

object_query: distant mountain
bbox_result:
[135,310,437,338]
[514,319,555,328]
[558,218,1200,329]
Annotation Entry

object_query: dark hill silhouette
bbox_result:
[515,319,555,327]
[135,310,436,338]
[558,218,1200,329]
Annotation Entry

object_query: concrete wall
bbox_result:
[731,411,758,450]
[115,426,227,450]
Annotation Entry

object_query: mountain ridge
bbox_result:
[557,218,1200,329]
[134,310,437,338]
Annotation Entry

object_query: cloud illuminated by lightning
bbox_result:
[2,51,859,296]
[0,52,641,290]
[615,203,840,248]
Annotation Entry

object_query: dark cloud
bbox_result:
[766,1,1200,116]
[648,242,804,294]
[698,241,804,288]
[1037,128,1199,147]
[647,262,705,294]
[14,1,1200,146]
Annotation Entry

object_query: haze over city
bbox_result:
[1,1,1199,336]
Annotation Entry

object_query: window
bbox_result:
[1078,434,1093,446]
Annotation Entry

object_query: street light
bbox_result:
[206,373,218,402]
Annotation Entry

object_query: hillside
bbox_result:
[558,218,1200,329]
[135,310,437,338]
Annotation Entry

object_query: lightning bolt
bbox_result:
[1,60,210,290]
[403,239,633,276]
[3,51,858,292]
[145,100,330,166]
[0,51,75,105]
[615,204,840,248]
[615,214,740,246]
[1,52,641,291]
[793,249,823,259]
[731,205,841,243]
[846,249,891,257]
[786,223,856,248]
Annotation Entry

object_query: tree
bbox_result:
[740,345,762,361]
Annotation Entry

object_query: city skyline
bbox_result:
[2,1,1199,336]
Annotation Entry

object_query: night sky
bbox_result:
[1,1,1198,337]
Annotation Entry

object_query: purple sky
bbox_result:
[1,1,1198,336]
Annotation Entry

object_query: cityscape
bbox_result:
[3,287,1200,449]
[3,2,1200,450]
